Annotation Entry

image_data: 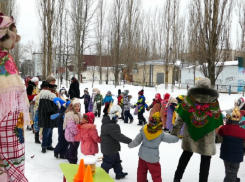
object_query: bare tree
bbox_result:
[188,0,233,87]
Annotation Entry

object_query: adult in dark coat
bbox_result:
[53,106,69,159]
[68,77,80,99]
[100,105,132,180]
[38,75,59,153]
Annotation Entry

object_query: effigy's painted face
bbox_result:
[0,26,21,50]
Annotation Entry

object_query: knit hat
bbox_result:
[118,89,121,95]
[46,75,56,84]
[194,78,211,88]
[83,112,95,124]
[108,105,122,120]
[147,112,162,134]
[31,77,39,83]
[124,90,129,96]
[71,77,76,81]
[164,93,170,100]
[236,97,245,109]
[138,89,144,95]
[92,88,98,93]
[176,95,184,104]
[72,98,80,106]
[107,91,111,95]
[60,87,66,93]
[84,88,88,93]
[169,97,178,104]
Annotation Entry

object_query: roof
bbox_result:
[182,60,238,69]
[135,59,181,66]
[82,55,112,67]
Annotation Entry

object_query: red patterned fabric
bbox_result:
[0,111,28,182]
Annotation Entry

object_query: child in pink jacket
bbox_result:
[63,98,82,164]
[75,112,101,155]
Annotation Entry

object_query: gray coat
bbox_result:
[100,115,132,155]
[129,128,179,163]
[123,95,132,111]
[171,87,219,156]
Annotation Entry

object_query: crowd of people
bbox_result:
[23,75,245,182]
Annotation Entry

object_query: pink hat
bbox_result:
[0,13,14,39]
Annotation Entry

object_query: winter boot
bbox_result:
[236,178,240,182]
[54,153,58,158]
[42,148,46,153]
[47,146,55,151]
[35,132,41,144]
[130,119,134,123]
[116,172,128,180]
[173,179,181,182]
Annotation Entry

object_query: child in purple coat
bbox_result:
[63,98,82,164]
[166,97,178,131]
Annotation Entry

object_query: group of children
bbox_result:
[30,80,245,182]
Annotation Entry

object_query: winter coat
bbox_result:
[103,95,114,105]
[171,87,220,156]
[38,82,59,128]
[68,81,80,99]
[166,103,176,130]
[118,95,123,106]
[100,115,132,155]
[75,123,101,155]
[218,124,245,163]
[129,127,179,163]
[160,98,169,127]
[135,95,146,113]
[88,93,97,112]
[26,81,38,101]
[64,113,80,142]
[94,94,103,105]
[123,95,132,111]
[80,93,90,105]
[149,100,161,120]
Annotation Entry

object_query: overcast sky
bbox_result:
[16,0,237,49]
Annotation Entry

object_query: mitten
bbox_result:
[50,113,60,120]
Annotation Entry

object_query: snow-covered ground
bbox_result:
[25,82,245,182]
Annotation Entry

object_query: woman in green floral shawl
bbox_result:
[171,78,223,182]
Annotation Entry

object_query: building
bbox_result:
[180,58,245,92]
[132,59,181,87]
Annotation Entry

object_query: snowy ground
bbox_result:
[25,82,245,182]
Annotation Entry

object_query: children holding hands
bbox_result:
[129,112,179,182]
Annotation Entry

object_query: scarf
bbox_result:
[177,96,223,141]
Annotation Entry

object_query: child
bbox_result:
[166,97,178,131]
[134,89,147,126]
[75,112,101,155]
[129,112,179,182]
[118,89,124,120]
[51,98,70,159]
[100,104,132,179]
[160,93,170,131]
[147,93,162,120]
[80,88,90,113]
[123,90,134,123]
[218,107,245,182]
[88,88,98,112]
[59,87,69,99]
[93,89,103,117]
[103,90,114,107]
[63,98,82,164]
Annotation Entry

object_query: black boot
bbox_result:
[42,148,46,153]
[35,132,41,144]
[130,119,134,123]
[47,146,55,150]
[116,172,128,179]
[174,179,181,182]
[54,153,58,158]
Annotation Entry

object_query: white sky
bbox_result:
[16,0,237,49]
